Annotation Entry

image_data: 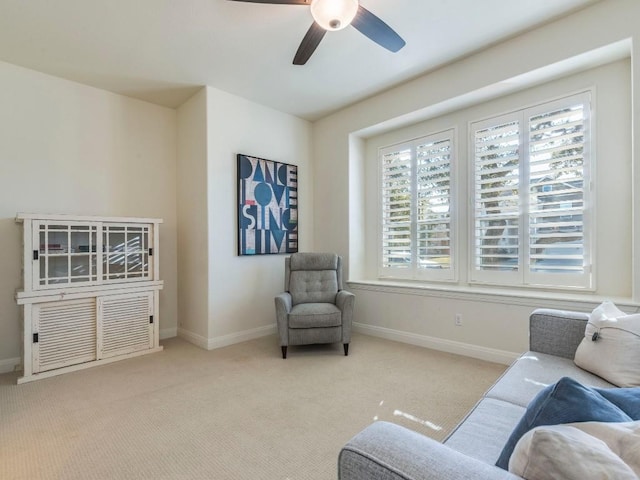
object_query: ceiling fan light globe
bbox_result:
[310,0,358,31]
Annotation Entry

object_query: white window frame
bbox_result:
[378,129,457,282]
[469,91,594,290]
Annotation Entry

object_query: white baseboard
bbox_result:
[354,322,519,366]
[177,328,209,349]
[160,327,177,340]
[0,357,21,374]
[178,324,276,351]
[207,324,276,350]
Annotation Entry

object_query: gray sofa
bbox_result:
[338,308,616,479]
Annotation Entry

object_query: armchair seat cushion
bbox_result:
[289,303,342,328]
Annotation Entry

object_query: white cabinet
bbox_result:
[16,214,163,383]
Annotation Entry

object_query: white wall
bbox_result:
[177,89,209,339]
[312,0,640,363]
[206,86,313,344]
[176,86,312,349]
[0,60,178,372]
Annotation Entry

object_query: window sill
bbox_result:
[346,279,639,312]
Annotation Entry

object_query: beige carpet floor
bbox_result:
[0,333,505,480]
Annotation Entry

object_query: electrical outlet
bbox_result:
[455,314,463,327]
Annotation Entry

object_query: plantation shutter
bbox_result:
[472,115,521,279]
[471,92,592,288]
[380,146,412,270]
[416,135,453,272]
[379,130,455,280]
[526,94,591,286]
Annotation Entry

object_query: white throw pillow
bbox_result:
[574,301,640,387]
[509,421,640,480]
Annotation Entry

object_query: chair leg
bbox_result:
[344,343,349,356]
[281,346,287,359]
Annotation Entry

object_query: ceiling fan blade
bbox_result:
[227,0,309,4]
[293,22,326,65]
[351,5,406,53]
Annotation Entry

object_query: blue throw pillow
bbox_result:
[495,377,636,470]
[595,386,640,419]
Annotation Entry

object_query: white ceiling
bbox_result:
[0,0,599,121]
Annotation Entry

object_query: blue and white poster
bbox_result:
[237,154,298,255]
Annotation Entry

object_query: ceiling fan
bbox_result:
[227,0,406,65]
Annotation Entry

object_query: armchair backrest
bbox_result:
[286,253,343,305]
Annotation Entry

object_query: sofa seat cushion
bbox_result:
[444,398,526,464]
[495,377,638,470]
[485,351,615,408]
[289,303,342,328]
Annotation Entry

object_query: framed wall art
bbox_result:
[237,154,298,256]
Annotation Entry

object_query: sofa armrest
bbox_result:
[339,422,520,480]
[529,308,589,359]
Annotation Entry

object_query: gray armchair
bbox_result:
[275,252,355,359]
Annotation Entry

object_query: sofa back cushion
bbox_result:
[529,309,589,359]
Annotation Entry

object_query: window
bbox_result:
[471,92,592,289]
[379,129,455,281]
[376,92,593,291]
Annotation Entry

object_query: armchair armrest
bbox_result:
[275,292,292,346]
[275,292,292,312]
[336,290,355,313]
[529,308,589,359]
[336,290,355,343]
[339,422,520,480]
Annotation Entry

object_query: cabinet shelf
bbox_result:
[42,253,96,257]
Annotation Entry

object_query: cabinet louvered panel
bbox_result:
[99,293,152,358]
[34,299,97,373]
